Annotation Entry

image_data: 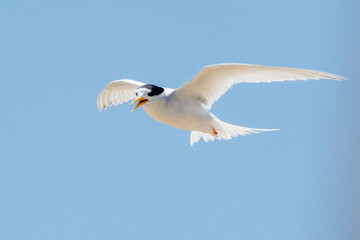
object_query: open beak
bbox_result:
[130,97,149,112]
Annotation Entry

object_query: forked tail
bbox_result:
[190,120,278,146]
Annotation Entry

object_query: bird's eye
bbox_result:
[135,92,138,96]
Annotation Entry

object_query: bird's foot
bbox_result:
[212,128,218,135]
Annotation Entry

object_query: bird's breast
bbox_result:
[142,98,212,131]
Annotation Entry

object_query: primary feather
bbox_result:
[97,79,145,111]
[175,64,346,109]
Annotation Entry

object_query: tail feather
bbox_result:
[190,131,216,146]
[190,121,278,146]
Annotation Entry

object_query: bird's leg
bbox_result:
[212,128,218,136]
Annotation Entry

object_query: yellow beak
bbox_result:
[130,97,149,112]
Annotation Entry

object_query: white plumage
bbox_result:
[97,79,144,110]
[97,63,346,145]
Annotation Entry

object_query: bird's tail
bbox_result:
[190,120,278,146]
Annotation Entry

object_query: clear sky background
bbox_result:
[1,0,359,239]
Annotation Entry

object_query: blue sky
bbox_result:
[1,0,359,239]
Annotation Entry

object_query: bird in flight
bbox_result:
[97,64,345,145]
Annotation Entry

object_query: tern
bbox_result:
[97,64,345,145]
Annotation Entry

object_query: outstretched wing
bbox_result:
[175,64,346,109]
[97,79,145,111]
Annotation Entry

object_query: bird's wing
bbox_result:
[174,64,346,109]
[97,79,145,111]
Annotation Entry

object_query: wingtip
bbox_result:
[332,76,347,81]
[340,76,348,81]
[326,73,347,81]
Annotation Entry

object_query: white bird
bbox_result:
[97,63,346,145]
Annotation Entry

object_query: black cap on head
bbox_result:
[140,84,164,96]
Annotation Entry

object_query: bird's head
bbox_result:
[130,84,165,111]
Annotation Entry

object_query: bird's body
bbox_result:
[142,88,213,132]
[97,63,346,145]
